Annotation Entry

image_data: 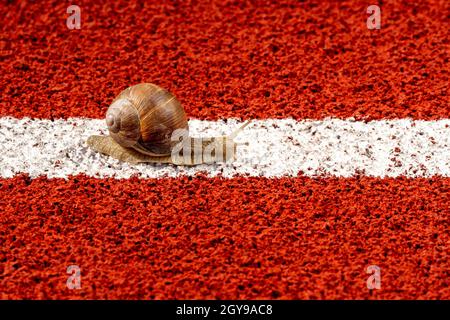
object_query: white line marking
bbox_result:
[0,117,449,179]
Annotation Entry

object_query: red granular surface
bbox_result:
[0,0,448,120]
[1,0,449,301]
[0,175,448,299]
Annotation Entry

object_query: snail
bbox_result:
[87,83,250,165]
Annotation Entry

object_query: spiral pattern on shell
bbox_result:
[105,83,188,156]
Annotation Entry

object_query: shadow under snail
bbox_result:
[87,83,250,165]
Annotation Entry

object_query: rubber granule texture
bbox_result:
[1,175,449,299]
[0,0,449,120]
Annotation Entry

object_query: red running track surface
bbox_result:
[1,175,449,299]
[0,0,449,299]
[0,0,448,120]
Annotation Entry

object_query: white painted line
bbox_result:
[0,117,449,179]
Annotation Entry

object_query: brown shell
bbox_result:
[105,83,188,156]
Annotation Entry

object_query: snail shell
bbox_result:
[87,83,249,165]
[105,83,188,156]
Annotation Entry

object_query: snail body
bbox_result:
[87,83,249,165]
